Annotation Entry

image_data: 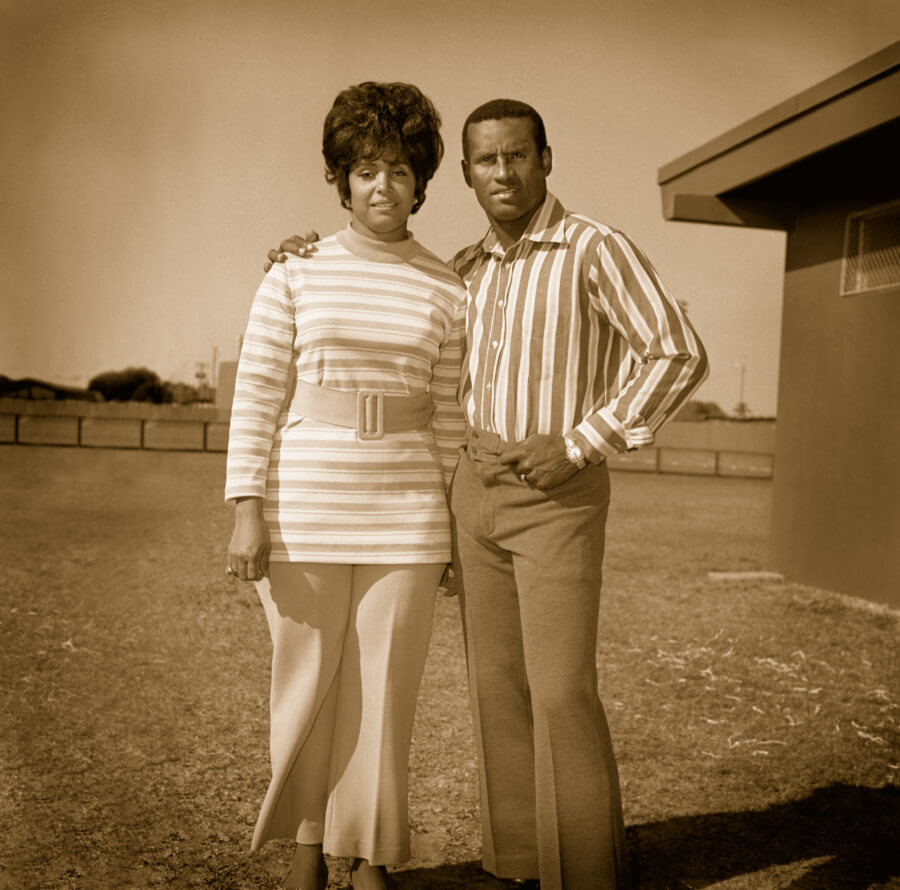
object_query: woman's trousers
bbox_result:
[251,562,442,864]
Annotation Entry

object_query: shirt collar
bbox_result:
[479,192,567,257]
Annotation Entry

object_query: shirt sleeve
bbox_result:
[224,264,297,502]
[428,284,468,488]
[569,231,709,462]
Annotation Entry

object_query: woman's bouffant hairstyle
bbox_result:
[323,82,444,215]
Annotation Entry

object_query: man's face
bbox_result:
[462,116,552,238]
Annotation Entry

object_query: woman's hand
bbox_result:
[226,498,271,581]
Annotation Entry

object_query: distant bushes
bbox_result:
[88,367,206,404]
[675,400,728,421]
[88,367,169,403]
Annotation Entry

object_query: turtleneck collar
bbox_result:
[336,223,423,263]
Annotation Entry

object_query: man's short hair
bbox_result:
[322,81,444,215]
[461,99,547,161]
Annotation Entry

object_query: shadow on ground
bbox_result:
[392,861,509,888]
[629,783,900,889]
[390,784,899,889]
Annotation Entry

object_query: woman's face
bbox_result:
[346,151,417,242]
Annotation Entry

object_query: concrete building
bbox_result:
[658,42,900,606]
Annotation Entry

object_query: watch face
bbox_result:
[563,437,587,470]
[565,441,585,467]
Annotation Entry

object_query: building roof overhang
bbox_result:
[658,41,900,230]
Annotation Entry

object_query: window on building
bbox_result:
[841,199,900,295]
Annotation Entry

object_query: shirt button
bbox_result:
[486,382,492,389]
[491,340,499,347]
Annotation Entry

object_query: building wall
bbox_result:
[772,186,900,606]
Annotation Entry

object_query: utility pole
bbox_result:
[734,357,749,418]
[195,362,210,402]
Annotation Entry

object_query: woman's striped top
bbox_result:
[225,224,468,564]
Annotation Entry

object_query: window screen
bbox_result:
[841,200,900,295]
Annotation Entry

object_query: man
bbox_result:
[268,98,708,890]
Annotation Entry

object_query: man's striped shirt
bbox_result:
[450,193,709,462]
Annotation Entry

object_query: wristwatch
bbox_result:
[563,435,587,470]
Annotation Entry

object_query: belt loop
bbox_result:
[356,391,384,440]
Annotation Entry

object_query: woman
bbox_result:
[224,82,466,890]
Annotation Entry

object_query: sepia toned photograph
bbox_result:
[1,1,898,888]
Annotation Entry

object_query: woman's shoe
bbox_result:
[282,866,328,890]
[282,844,329,890]
[282,866,327,890]
[349,858,397,890]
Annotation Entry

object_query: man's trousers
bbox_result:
[450,430,630,890]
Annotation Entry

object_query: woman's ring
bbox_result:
[225,566,235,576]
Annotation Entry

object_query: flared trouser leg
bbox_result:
[251,562,441,865]
[324,564,441,864]
[253,563,351,851]
[451,443,631,890]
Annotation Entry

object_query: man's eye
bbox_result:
[478,156,494,164]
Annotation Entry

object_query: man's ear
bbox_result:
[541,146,553,178]
[461,158,472,188]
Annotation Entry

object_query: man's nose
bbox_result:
[495,158,514,181]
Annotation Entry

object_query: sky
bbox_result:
[2,0,898,417]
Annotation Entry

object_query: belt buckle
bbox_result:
[356,391,384,440]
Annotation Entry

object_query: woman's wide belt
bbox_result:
[289,379,434,441]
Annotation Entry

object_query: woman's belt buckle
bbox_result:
[356,391,384,440]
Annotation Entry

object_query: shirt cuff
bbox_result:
[571,409,656,463]
[223,483,267,504]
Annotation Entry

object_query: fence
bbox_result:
[0,400,775,479]
[0,399,229,453]
[607,416,775,479]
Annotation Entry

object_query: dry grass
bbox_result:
[0,446,897,890]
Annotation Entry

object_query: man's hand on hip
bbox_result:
[499,434,580,490]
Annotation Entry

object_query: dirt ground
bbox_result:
[1,445,898,889]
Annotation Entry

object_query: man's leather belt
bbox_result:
[289,379,434,441]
